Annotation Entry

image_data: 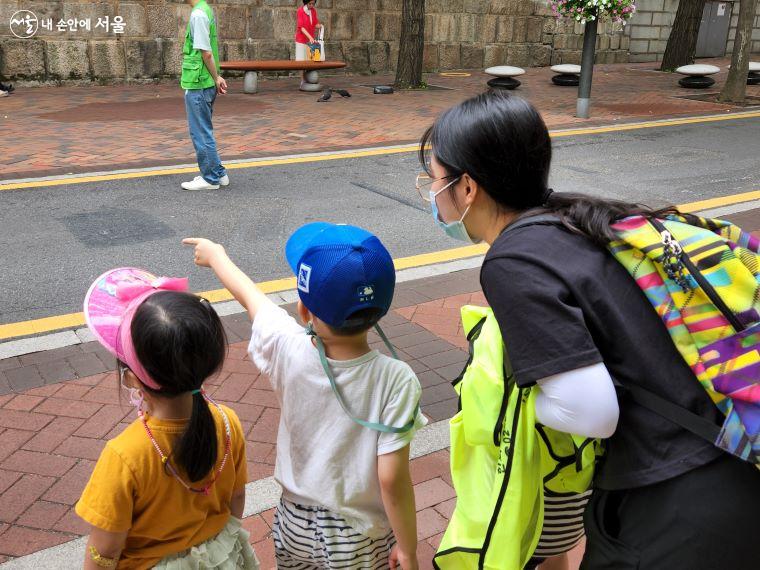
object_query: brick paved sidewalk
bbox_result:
[0,269,485,566]
[1,207,757,566]
[2,58,757,180]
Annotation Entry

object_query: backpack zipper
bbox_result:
[650,218,745,332]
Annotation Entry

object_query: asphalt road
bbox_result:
[1,117,759,326]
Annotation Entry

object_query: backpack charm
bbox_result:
[660,230,691,293]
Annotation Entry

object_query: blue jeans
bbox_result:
[185,87,226,184]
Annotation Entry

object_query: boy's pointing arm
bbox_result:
[183,238,274,322]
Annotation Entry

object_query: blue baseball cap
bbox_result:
[285,222,396,328]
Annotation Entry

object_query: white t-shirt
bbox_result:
[248,304,427,537]
[189,7,211,52]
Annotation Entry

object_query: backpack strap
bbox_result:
[505,215,728,448]
[617,382,722,446]
[500,214,562,237]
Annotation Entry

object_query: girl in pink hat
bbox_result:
[76,268,259,570]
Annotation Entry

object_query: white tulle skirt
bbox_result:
[153,517,260,570]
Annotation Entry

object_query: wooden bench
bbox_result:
[220,60,347,93]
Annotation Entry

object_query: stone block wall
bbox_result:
[0,0,628,84]
[726,0,760,55]
[626,0,760,63]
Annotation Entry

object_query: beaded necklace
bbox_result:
[138,389,232,495]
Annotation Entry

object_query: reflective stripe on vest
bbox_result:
[434,306,598,570]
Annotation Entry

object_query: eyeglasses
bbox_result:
[415,173,458,202]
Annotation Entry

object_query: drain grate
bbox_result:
[62,208,175,248]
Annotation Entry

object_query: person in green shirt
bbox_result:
[180,0,229,191]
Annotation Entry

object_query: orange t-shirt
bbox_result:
[76,405,247,569]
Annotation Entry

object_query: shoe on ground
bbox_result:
[181,176,220,191]
[0,82,13,93]
[0,91,7,98]
[219,174,229,186]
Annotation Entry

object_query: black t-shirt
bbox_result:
[480,221,724,490]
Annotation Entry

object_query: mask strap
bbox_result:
[458,203,472,223]
[306,324,418,433]
[373,324,399,360]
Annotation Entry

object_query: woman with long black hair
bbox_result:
[417,91,759,569]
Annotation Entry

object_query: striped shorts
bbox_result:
[273,499,396,569]
[532,489,592,559]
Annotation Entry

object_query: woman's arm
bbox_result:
[534,363,619,438]
[300,27,315,42]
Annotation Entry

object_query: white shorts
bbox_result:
[295,42,309,61]
[273,499,396,569]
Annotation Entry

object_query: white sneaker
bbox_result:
[219,174,229,187]
[181,176,220,191]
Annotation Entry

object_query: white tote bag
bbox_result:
[317,26,325,62]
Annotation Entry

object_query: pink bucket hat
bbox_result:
[84,267,189,391]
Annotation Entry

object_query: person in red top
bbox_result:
[294,0,322,62]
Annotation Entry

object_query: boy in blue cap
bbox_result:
[184,223,426,570]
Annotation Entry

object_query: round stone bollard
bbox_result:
[675,64,720,89]
[550,64,581,86]
[300,70,322,92]
[243,71,258,94]
[484,65,526,90]
[747,62,760,86]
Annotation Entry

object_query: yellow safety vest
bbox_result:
[434,306,599,570]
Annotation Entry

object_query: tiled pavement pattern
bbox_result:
[0,270,482,565]
[2,58,758,180]
[0,208,758,565]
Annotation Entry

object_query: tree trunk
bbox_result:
[394,0,426,89]
[719,0,758,103]
[660,0,707,71]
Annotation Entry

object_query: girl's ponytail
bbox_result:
[131,291,228,483]
[175,391,218,482]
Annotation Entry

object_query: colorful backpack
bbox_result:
[610,213,760,464]
[507,213,760,465]
[434,306,599,570]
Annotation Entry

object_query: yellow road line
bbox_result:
[0,312,87,340]
[676,190,760,213]
[549,110,760,138]
[0,245,488,340]
[1,190,757,342]
[0,146,419,192]
[1,111,759,192]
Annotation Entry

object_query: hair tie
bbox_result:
[542,188,554,206]
[190,388,203,395]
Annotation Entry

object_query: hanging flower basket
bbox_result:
[551,0,636,25]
